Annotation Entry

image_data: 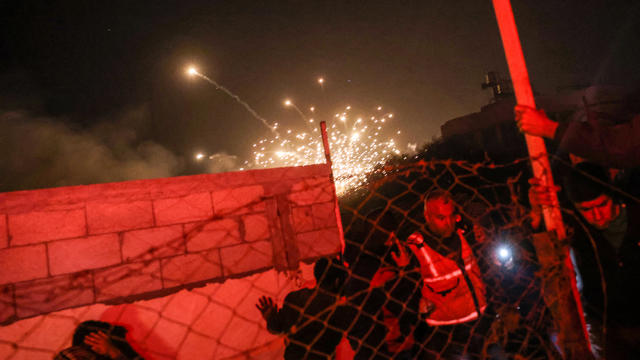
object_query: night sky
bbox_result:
[1,1,639,191]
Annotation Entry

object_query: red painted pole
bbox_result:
[492,0,592,357]
[492,0,564,239]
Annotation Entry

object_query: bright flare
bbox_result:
[186,67,198,76]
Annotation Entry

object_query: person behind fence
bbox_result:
[529,161,640,359]
[514,104,640,168]
[55,320,142,360]
[256,257,348,359]
[342,208,423,359]
[406,189,488,358]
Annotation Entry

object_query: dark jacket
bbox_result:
[570,200,640,325]
[554,114,640,168]
[266,287,346,360]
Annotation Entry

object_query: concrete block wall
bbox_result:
[0,164,342,324]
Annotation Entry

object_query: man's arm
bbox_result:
[515,105,640,168]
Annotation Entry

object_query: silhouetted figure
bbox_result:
[343,209,422,359]
[256,257,348,360]
[55,320,142,360]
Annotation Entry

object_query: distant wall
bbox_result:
[0,165,342,324]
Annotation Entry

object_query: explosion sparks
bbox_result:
[186,65,406,194]
[244,104,402,195]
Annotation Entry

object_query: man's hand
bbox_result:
[256,296,277,321]
[472,224,487,244]
[515,105,559,139]
[528,177,561,229]
[83,331,122,359]
[390,234,410,267]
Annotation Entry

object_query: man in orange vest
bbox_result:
[407,190,488,358]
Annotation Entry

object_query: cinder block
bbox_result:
[241,214,271,242]
[0,285,15,323]
[288,178,334,206]
[161,250,223,288]
[48,234,121,275]
[8,209,86,245]
[291,206,314,233]
[153,192,213,226]
[296,228,341,259]
[311,201,337,229]
[0,245,48,284]
[185,219,241,252]
[86,200,153,234]
[212,185,265,215]
[94,261,162,301]
[220,240,273,276]
[14,272,94,318]
[0,214,7,248]
[122,225,184,262]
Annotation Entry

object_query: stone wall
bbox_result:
[0,164,342,324]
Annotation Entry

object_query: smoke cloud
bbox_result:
[0,106,184,192]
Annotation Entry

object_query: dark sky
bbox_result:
[1,1,639,191]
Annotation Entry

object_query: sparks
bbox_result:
[246,105,402,195]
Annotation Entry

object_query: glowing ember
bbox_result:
[186,67,198,76]
[245,105,401,195]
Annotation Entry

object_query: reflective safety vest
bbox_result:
[408,230,487,326]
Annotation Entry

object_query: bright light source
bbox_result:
[498,246,511,260]
[317,77,324,84]
[284,99,292,106]
[195,153,205,160]
[495,244,514,269]
[186,67,198,76]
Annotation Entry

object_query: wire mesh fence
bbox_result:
[1,157,639,359]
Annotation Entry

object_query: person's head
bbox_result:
[423,190,459,238]
[314,257,346,292]
[564,162,620,230]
